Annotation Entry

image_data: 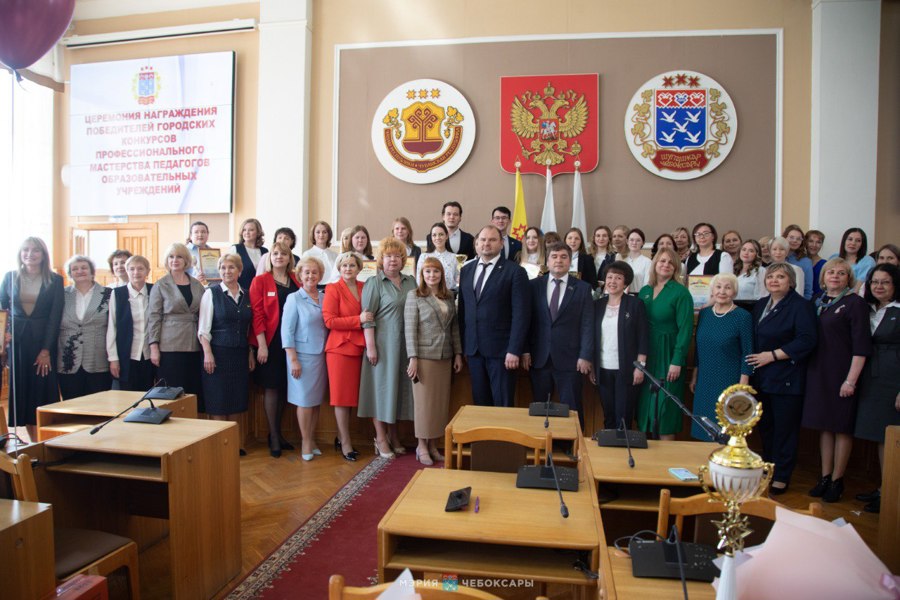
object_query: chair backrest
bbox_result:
[446,425,551,472]
[0,451,39,502]
[656,488,824,537]
[328,574,508,599]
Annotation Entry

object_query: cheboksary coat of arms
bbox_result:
[624,70,737,180]
[370,78,476,184]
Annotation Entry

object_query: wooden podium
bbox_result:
[29,418,240,599]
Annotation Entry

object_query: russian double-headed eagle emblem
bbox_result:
[624,70,738,180]
[370,79,476,185]
[500,74,598,175]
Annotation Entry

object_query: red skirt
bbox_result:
[326,352,362,407]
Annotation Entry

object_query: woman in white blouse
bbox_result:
[624,228,652,293]
[106,255,155,391]
[302,221,339,286]
[734,240,767,303]
[416,222,459,290]
[516,226,545,280]
[685,222,733,277]
[198,253,255,456]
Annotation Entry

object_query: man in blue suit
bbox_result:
[490,206,522,261]
[523,242,594,424]
[458,225,530,406]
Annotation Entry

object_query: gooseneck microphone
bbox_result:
[90,394,150,435]
[621,417,635,468]
[547,450,569,518]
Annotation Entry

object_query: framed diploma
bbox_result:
[358,260,379,282]
[402,257,416,277]
[199,248,222,281]
[688,275,713,310]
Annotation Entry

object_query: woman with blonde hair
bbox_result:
[805,230,827,295]
[769,237,805,296]
[672,226,692,262]
[803,258,871,502]
[405,257,463,464]
[783,224,814,299]
[636,248,694,440]
[148,243,205,409]
[302,221,338,285]
[250,242,300,457]
[590,225,616,285]
[359,237,417,458]
[229,218,267,291]
[107,255,156,392]
[734,240,767,303]
[612,225,630,258]
[323,252,372,461]
[339,227,354,253]
[689,272,753,440]
[516,226,545,280]
[0,237,64,440]
[198,253,254,456]
[282,257,329,461]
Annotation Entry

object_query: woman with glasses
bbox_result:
[685,222,733,277]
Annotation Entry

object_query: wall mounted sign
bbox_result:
[500,74,599,175]
[625,70,737,180]
[370,78,476,184]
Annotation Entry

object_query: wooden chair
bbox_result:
[656,488,824,538]
[328,574,549,599]
[0,451,141,598]
[445,425,551,472]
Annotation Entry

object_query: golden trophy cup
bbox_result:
[697,384,774,600]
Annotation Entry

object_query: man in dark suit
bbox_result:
[490,206,522,261]
[523,242,594,424]
[458,225,530,406]
[426,201,475,259]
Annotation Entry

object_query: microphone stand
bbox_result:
[546,451,569,518]
[621,417,635,468]
[633,361,729,445]
[90,391,154,435]
[544,393,551,428]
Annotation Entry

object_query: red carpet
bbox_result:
[227,454,426,600]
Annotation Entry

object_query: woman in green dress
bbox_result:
[358,237,417,458]
[636,248,695,439]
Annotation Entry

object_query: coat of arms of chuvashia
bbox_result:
[624,70,738,180]
[370,79,476,184]
[500,74,599,175]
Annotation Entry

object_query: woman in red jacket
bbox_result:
[249,242,300,457]
[322,252,373,460]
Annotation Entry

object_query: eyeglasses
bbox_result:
[870,279,892,287]
[694,231,713,238]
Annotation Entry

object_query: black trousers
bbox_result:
[58,368,112,400]
[757,391,804,484]
[467,353,517,407]
[530,361,584,427]
[596,367,638,430]
[119,359,157,392]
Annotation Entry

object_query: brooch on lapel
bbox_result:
[835,305,845,314]
[625,312,630,319]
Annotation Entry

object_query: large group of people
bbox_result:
[1,213,897,512]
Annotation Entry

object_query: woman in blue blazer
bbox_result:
[282,257,329,461]
[591,261,649,429]
[746,262,818,495]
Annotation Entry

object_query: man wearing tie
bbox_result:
[458,226,530,406]
[523,242,594,424]
[426,201,475,260]
[490,206,522,261]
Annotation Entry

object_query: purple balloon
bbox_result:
[0,0,75,70]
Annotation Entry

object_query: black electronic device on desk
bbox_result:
[594,427,649,449]
[629,536,719,582]
[144,385,184,401]
[516,452,578,492]
[528,393,570,418]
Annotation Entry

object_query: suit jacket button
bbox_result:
[785,382,790,387]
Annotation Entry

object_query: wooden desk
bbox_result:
[378,467,599,594]
[445,405,582,459]
[603,544,715,599]
[37,390,198,441]
[584,438,717,512]
[0,498,56,600]
[30,418,240,599]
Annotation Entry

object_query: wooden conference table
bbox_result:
[444,405,582,460]
[27,417,240,599]
[378,464,601,596]
[37,390,198,441]
[0,498,56,600]
[584,438,718,513]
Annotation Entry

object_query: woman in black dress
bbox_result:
[803,258,872,503]
[0,237,64,441]
[249,242,300,457]
[853,264,900,513]
[199,253,255,456]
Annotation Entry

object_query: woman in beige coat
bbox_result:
[404,257,463,465]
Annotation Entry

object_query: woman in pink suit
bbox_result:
[322,252,373,461]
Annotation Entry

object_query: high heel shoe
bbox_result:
[389,440,407,455]
[301,452,314,461]
[335,437,358,461]
[416,449,434,466]
[374,439,395,459]
[268,434,282,459]
[429,448,445,462]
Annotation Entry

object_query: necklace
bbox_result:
[712,303,735,318]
